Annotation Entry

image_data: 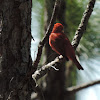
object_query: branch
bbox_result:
[32,0,96,82]
[32,0,61,73]
[72,0,96,50]
[32,55,63,80]
[66,80,100,94]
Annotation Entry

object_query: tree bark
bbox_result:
[0,0,32,100]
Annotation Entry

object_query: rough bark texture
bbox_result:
[0,0,32,100]
[0,10,2,57]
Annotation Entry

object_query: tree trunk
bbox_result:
[0,0,32,100]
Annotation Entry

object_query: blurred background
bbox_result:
[31,0,100,100]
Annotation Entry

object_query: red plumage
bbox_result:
[49,23,84,70]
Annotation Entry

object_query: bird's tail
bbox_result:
[73,58,84,70]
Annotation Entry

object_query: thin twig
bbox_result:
[31,34,35,41]
[66,80,100,94]
[32,0,61,73]
[32,0,96,82]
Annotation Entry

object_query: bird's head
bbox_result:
[52,23,64,33]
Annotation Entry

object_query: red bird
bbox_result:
[49,23,84,70]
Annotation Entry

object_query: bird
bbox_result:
[49,23,84,70]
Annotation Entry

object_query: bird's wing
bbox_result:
[64,36,76,60]
[50,33,67,56]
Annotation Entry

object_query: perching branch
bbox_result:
[32,0,61,73]
[32,55,63,81]
[32,0,96,82]
[66,80,100,94]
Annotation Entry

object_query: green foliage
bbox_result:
[78,1,100,58]
[64,0,100,58]
[65,0,84,40]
